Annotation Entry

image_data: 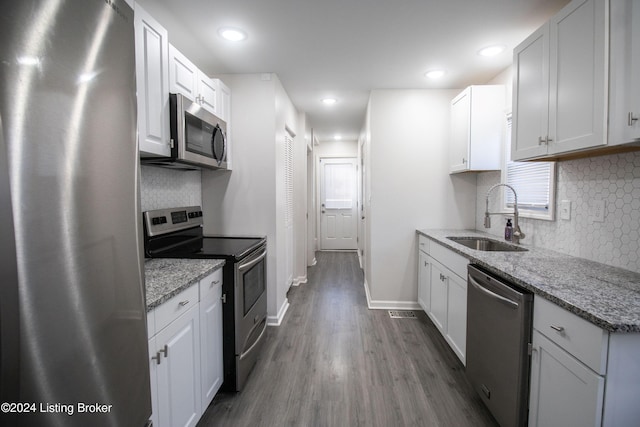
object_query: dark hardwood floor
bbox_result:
[198,251,498,427]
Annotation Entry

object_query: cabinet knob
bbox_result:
[538,136,547,145]
[629,112,639,126]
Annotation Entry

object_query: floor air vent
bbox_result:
[388,310,417,319]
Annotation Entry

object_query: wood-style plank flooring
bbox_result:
[198,252,498,427]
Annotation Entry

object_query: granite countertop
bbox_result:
[144,258,225,311]
[417,229,640,333]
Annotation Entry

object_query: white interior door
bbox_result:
[320,158,357,250]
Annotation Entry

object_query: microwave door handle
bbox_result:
[238,249,267,273]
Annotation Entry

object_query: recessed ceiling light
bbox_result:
[478,45,506,57]
[425,70,446,79]
[218,27,247,42]
[334,134,342,140]
[322,98,337,105]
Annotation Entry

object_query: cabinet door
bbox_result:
[134,4,170,157]
[450,88,470,173]
[200,283,223,410]
[609,0,640,145]
[547,0,607,155]
[217,80,231,122]
[156,305,202,427]
[529,330,605,427]
[512,23,550,161]
[148,337,159,427]
[429,260,448,332]
[446,273,467,365]
[417,251,431,312]
[197,75,218,115]
[169,45,198,102]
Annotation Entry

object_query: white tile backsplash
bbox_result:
[140,165,201,212]
[476,151,640,273]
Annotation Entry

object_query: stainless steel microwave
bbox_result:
[142,93,227,170]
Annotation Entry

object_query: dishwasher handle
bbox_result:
[469,274,519,309]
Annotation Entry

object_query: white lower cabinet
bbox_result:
[529,296,640,427]
[417,236,468,365]
[429,261,448,332]
[147,268,224,427]
[155,304,201,427]
[417,250,431,312]
[199,273,224,410]
[445,272,467,363]
[529,330,604,427]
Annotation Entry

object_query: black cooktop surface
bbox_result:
[199,236,265,259]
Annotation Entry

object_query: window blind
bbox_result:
[504,116,554,211]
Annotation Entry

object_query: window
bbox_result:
[501,114,556,220]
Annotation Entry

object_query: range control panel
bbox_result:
[143,206,203,237]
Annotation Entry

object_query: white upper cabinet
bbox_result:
[134,3,170,157]
[450,85,505,173]
[513,0,640,161]
[216,79,231,123]
[609,0,640,145]
[169,45,219,115]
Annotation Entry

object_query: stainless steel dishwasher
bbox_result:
[466,264,533,427]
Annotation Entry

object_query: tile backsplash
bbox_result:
[140,165,202,212]
[476,151,640,273]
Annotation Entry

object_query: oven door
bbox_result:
[234,243,267,389]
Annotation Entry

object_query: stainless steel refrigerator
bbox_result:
[0,0,151,426]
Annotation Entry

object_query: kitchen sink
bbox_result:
[447,236,528,252]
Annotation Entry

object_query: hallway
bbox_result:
[198,251,497,426]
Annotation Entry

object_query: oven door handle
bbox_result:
[239,318,267,361]
[238,248,266,272]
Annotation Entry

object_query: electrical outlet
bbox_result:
[560,200,571,220]
[592,200,606,223]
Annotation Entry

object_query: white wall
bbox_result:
[201,74,284,322]
[364,89,478,307]
[314,140,358,157]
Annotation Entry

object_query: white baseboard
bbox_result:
[292,275,307,287]
[308,257,317,267]
[362,279,421,310]
[267,298,290,326]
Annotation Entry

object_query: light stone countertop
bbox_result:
[417,229,640,333]
[144,258,225,311]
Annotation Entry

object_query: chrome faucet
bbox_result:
[484,183,525,244]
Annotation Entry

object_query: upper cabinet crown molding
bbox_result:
[450,85,505,174]
[512,0,640,162]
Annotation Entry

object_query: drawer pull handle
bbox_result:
[151,352,162,365]
[178,300,189,307]
[159,344,168,358]
[211,280,220,287]
[550,325,565,333]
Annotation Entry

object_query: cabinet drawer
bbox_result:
[154,284,199,333]
[429,242,468,279]
[533,296,608,374]
[418,234,430,254]
[199,268,223,301]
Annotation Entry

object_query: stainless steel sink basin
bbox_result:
[447,236,528,252]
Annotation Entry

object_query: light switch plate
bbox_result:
[592,200,606,223]
[560,200,571,220]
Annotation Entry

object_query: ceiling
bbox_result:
[136,0,570,142]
